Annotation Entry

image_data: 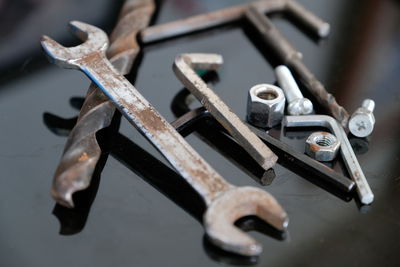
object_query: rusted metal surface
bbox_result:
[245,5,349,126]
[48,0,155,208]
[283,115,374,204]
[173,53,278,170]
[140,0,329,43]
[41,22,288,256]
[139,0,349,125]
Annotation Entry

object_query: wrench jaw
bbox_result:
[40,21,109,69]
[204,187,288,256]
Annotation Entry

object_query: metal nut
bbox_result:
[305,132,340,161]
[247,84,285,128]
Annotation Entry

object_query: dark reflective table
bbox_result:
[1,0,400,266]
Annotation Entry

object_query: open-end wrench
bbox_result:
[283,115,374,205]
[173,53,278,171]
[41,21,288,256]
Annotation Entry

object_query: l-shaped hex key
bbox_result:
[170,89,355,194]
[173,53,278,170]
[284,115,374,205]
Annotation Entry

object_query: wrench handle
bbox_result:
[79,54,232,205]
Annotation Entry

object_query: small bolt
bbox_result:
[275,65,313,115]
[348,99,375,138]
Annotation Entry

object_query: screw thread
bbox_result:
[275,65,302,102]
[362,99,375,112]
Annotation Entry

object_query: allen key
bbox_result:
[139,0,349,125]
[140,0,330,43]
[173,53,278,170]
[284,115,374,205]
[170,89,355,194]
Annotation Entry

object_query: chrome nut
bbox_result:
[247,84,285,128]
[305,131,340,161]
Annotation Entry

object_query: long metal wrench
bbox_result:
[283,115,374,204]
[173,53,277,170]
[244,5,349,126]
[50,0,155,208]
[41,21,288,256]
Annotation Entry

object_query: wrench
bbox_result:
[173,53,278,171]
[41,21,288,256]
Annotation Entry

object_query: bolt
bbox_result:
[275,65,313,115]
[348,99,375,137]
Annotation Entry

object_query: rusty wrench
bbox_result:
[173,53,278,170]
[41,21,288,256]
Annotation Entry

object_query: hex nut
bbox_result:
[305,132,340,161]
[246,84,285,128]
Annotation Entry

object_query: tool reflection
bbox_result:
[43,105,285,264]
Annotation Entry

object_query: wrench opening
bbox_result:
[41,21,109,69]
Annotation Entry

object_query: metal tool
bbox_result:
[275,65,313,115]
[41,21,288,256]
[50,0,336,206]
[247,84,286,128]
[283,115,374,204]
[245,5,349,127]
[173,53,278,170]
[140,0,330,43]
[50,0,155,208]
[305,132,340,162]
[348,99,376,138]
[171,89,355,194]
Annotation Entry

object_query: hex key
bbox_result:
[170,88,355,195]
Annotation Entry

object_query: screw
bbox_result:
[275,65,313,115]
[348,99,375,138]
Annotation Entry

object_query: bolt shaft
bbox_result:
[275,65,302,101]
[362,99,375,112]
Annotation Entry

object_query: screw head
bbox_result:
[287,98,313,115]
[348,111,375,137]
